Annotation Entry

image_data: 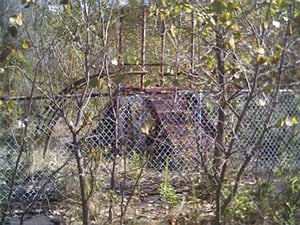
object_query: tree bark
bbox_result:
[213,28,226,225]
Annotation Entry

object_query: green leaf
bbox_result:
[113,74,125,85]
[263,86,272,95]
[143,79,153,87]
[172,78,180,87]
[89,79,99,88]
[210,0,228,14]
[231,100,238,109]
[270,7,276,16]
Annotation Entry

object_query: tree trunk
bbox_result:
[73,134,90,225]
[213,28,226,225]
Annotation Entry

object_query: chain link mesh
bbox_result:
[0,89,299,218]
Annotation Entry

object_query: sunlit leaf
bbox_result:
[228,35,235,50]
[174,5,182,13]
[16,12,23,26]
[220,12,231,22]
[285,117,293,127]
[270,7,275,16]
[111,58,118,66]
[279,118,285,127]
[256,47,265,55]
[21,40,30,49]
[10,13,23,26]
[141,123,150,135]
[9,17,16,26]
[275,44,282,51]
[0,68,5,74]
[66,3,72,14]
[256,98,266,106]
[228,0,239,10]
[149,3,157,14]
[284,117,298,127]
[272,20,280,28]
[184,5,193,13]
[291,117,298,125]
[90,148,97,158]
[170,24,176,38]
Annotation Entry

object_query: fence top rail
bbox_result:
[0,87,299,102]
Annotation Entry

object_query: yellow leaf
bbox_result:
[279,118,285,127]
[90,148,97,157]
[269,54,280,64]
[141,123,150,135]
[256,55,267,64]
[291,117,298,125]
[66,3,72,14]
[21,40,30,49]
[220,12,231,22]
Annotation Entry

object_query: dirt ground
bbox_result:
[5,214,62,225]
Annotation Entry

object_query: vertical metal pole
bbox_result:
[190,11,195,74]
[118,7,124,70]
[160,19,166,86]
[189,10,196,88]
[140,2,147,89]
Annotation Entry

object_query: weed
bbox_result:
[159,162,178,208]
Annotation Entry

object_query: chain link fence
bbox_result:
[0,88,299,223]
